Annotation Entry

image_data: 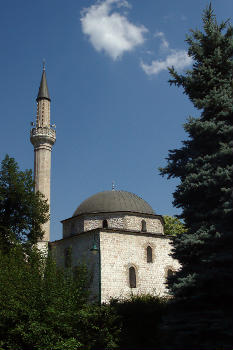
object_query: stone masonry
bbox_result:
[29,69,179,302]
[56,205,181,302]
[62,213,164,238]
[100,230,179,302]
[50,231,100,299]
[30,68,56,242]
[50,227,180,303]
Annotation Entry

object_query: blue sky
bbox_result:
[0,0,232,241]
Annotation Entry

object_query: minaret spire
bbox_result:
[30,66,56,247]
[37,64,50,102]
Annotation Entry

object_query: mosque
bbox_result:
[30,68,179,303]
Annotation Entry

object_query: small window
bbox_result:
[167,269,174,278]
[71,223,75,235]
[64,247,72,268]
[129,266,136,288]
[147,246,153,263]
[141,220,147,232]
[103,219,108,228]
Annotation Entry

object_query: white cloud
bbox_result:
[141,32,192,76]
[80,0,147,60]
[154,32,169,50]
[141,49,192,76]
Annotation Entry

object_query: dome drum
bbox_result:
[61,191,164,238]
[62,213,164,238]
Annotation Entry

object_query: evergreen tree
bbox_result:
[160,5,233,349]
[0,155,49,249]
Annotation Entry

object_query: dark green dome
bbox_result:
[73,191,155,216]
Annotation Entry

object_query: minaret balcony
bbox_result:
[30,127,56,147]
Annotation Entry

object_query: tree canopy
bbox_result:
[163,215,187,236]
[160,5,233,349]
[0,246,119,350]
[0,155,49,249]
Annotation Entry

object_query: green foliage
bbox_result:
[160,5,233,349]
[163,215,187,235]
[0,155,49,249]
[77,303,120,350]
[111,295,168,350]
[0,246,119,350]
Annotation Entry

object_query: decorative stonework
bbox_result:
[30,127,56,147]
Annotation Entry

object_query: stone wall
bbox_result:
[62,213,164,238]
[124,215,163,234]
[50,232,100,300]
[51,228,180,303]
[84,214,125,232]
[63,217,84,238]
[100,231,180,302]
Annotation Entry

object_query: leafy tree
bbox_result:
[0,155,49,249]
[163,215,187,235]
[111,295,167,350]
[160,5,233,349]
[0,246,119,350]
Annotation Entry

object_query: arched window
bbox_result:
[64,247,72,268]
[129,266,136,288]
[147,246,153,263]
[141,220,147,232]
[103,219,108,228]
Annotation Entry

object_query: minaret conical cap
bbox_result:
[36,68,51,101]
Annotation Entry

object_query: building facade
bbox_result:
[32,69,179,303]
[50,190,180,303]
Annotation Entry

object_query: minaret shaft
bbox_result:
[36,99,51,127]
[30,69,56,242]
[33,144,52,241]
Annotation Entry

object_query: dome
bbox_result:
[73,190,155,216]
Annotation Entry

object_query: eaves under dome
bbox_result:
[73,190,155,217]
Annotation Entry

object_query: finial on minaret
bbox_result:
[43,59,46,71]
[112,181,115,191]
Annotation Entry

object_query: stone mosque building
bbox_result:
[30,68,179,303]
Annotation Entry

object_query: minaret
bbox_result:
[30,65,56,243]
